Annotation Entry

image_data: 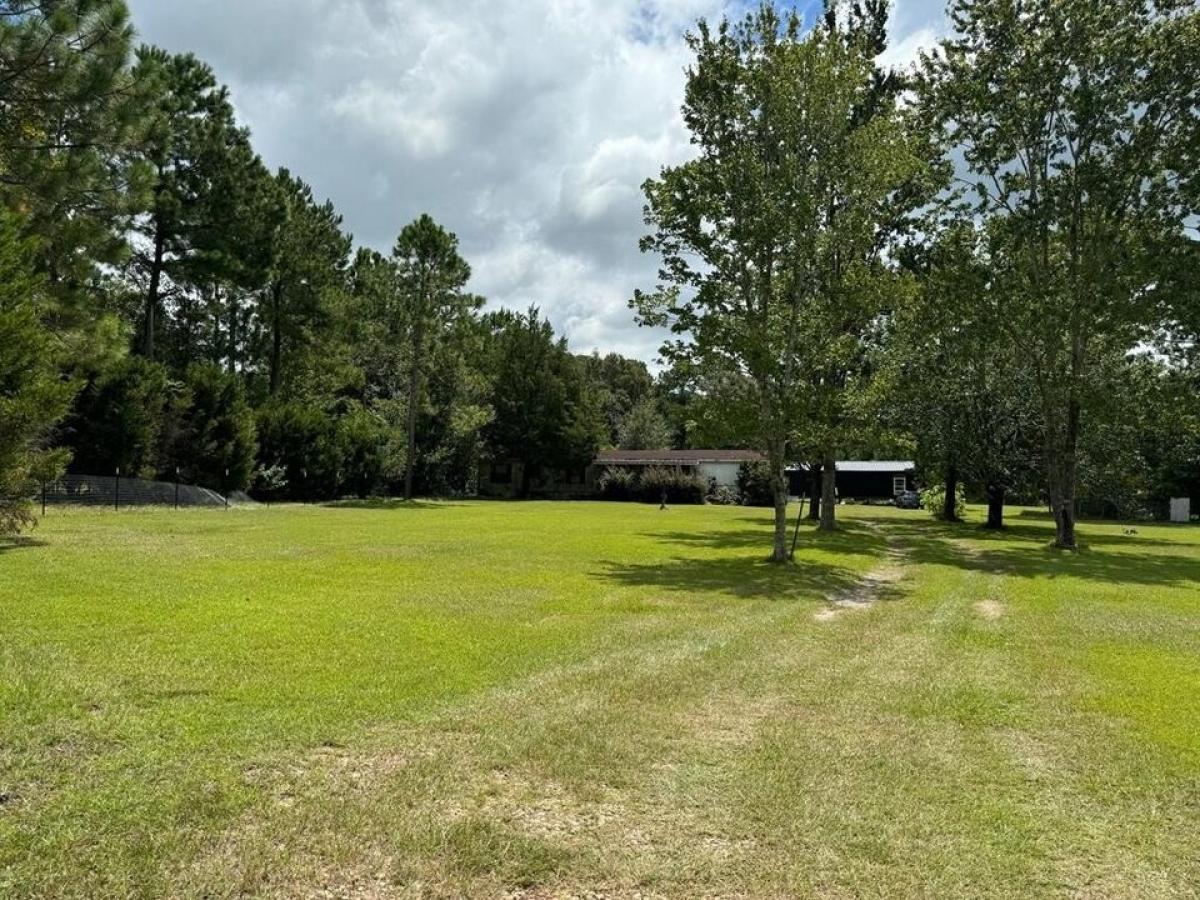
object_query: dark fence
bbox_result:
[35,474,231,511]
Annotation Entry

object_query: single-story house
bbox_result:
[788,460,917,501]
[479,452,916,501]
[595,449,764,488]
[477,449,763,499]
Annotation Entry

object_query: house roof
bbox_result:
[595,451,916,471]
[829,460,916,473]
[596,449,764,466]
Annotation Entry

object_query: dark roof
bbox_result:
[596,449,764,466]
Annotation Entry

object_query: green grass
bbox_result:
[2,501,1198,898]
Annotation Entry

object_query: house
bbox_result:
[477,449,763,499]
[478,452,916,501]
[594,449,764,489]
[788,460,917,501]
[478,459,597,500]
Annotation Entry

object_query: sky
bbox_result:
[125,0,949,364]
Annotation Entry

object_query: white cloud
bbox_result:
[126,0,948,362]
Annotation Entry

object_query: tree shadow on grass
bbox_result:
[600,515,898,603]
[638,524,888,559]
[322,498,466,511]
[596,554,876,604]
[0,536,47,555]
[872,517,1200,589]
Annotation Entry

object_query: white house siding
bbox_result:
[697,462,741,488]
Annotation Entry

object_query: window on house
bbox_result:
[490,463,513,485]
[893,476,907,495]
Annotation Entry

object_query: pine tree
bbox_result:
[0,0,149,337]
[0,208,75,534]
[128,47,240,361]
[391,215,476,500]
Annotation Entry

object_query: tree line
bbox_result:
[0,0,693,533]
[3,0,1198,557]
[635,0,1199,557]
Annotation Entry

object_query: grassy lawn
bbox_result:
[2,501,1198,898]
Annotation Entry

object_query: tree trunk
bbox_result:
[142,224,166,360]
[819,453,836,531]
[1052,394,1082,549]
[943,463,961,523]
[226,289,238,375]
[768,440,789,563]
[985,483,1006,530]
[807,466,821,521]
[403,323,425,501]
[268,281,284,396]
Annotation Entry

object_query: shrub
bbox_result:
[598,465,638,501]
[598,465,707,504]
[737,461,776,507]
[254,402,342,502]
[920,483,967,520]
[168,364,256,493]
[253,464,289,503]
[707,482,739,505]
[66,356,170,479]
[338,405,396,498]
[638,466,707,505]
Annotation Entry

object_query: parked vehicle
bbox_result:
[895,490,922,510]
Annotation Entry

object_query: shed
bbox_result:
[788,461,917,501]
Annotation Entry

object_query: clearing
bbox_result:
[1,502,1198,898]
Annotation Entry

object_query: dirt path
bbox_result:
[815,523,909,621]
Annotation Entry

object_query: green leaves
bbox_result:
[637,2,924,548]
[920,0,1200,545]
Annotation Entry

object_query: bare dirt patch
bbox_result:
[816,528,908,621]
[975,599,1004,620]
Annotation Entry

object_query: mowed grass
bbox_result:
[1,501,1198,898]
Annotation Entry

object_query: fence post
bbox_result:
[224,469,229,509]
[115,467,120,512]
[174,467,179,510]
[42,481,47,517]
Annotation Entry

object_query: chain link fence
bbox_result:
[35,474,233,511]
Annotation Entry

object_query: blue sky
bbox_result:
[125,0,949,363]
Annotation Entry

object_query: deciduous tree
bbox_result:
[921,0,1200,548]
[636,3,922,559]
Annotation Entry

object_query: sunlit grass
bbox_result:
[2,501,1197,897]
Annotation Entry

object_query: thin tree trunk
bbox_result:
[768,439,789,562]
[1053,394,1082,549]
[985,483,1006,530]
[142,224,166,360]
[269,281,284,396]
[943,463,961,523]
[808,465,821,521]
[403,323,425,501]
[819,453,836,531]
[226,288,238,375]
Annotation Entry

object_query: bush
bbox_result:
[707,482,739,505]
[338,405,396,498]
[598,465,707,504]
[639,466,707,505]
[66,356,170,478]
[598,465,638,501]
[167,364,256,493]
[254,402,343,502]
[737,461,776,507]
[920,483,967,521]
